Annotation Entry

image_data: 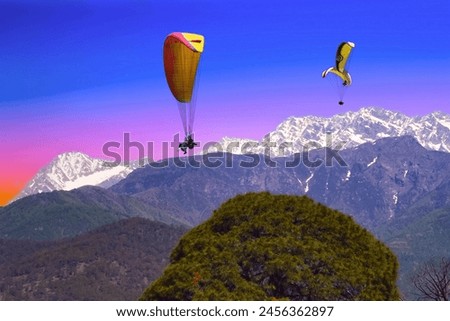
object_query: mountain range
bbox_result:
[3,136,448,252]
[107,136,450,231]
[12,107,450,203]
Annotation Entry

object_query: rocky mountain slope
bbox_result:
[111,136,450,230]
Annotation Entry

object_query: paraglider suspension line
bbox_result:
[177,102,188,136]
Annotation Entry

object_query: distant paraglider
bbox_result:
[163,32,204,154]
[322,42,355,105]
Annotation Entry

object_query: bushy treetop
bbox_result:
[140,192,399,300]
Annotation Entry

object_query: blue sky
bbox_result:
[2,1,449,104]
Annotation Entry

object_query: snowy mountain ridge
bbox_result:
[209,107,450,155]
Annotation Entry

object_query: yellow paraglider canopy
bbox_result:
[163,32,204,103]
[322,41,355,105]
[322,41,355,86]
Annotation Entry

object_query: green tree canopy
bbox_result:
[140,192,400,300]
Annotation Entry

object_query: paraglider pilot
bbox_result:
[179,134,197,154]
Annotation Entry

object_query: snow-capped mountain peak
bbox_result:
[12,152,141,202]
